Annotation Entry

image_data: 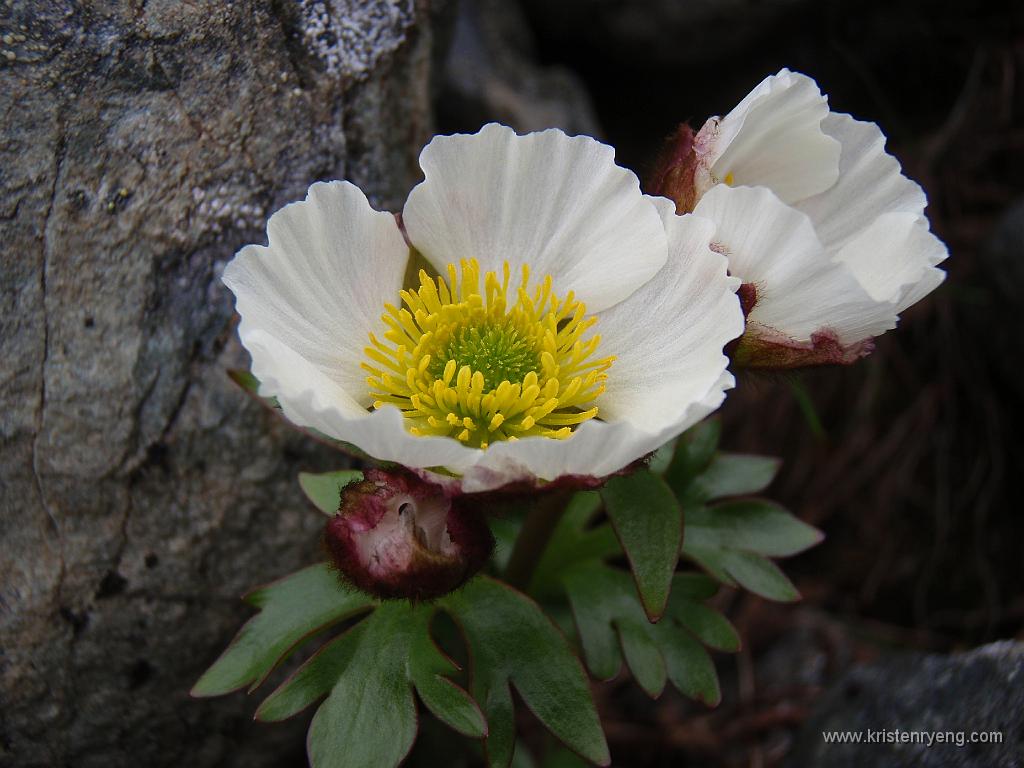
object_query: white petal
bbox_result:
[694,184,897,344]
[244,330,480,471]
[402,123,668,313]
[796,112,929,252]
[595,199,743,433]
[698,70,841,204]
[459,375,734,494]
[833,212,948,312]
[224,181,409,409]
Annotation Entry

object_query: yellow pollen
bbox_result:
[723,171,735,186]
[362,259,614,448]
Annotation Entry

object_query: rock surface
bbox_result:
[0,1,447,765]
[787,641,1024,768]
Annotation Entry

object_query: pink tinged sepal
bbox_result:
[736,282,758,318]
[324,468,494,601]
[647,123,701,214]
[647,120,727,214]
[732,324,874,370]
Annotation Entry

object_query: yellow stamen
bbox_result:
[363,259,613,448]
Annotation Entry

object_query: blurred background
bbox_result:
[2,0,1021,766]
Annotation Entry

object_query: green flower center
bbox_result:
[429,323,540,393]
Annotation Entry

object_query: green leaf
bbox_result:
[718,549,800,601]
[541,747,593,768]
[254,613,366,721]
[528,491,620,598]
[681,544,734,585]
[684,453,781,503]
[664,419,720,490]
[308,605,482,768]
[562,562,731,706]
[668,596,740,652]
[510,741,539,768]
[409,622,488,739]
[682,501,821,602]
[670,572,720,601]
[489,515,522,574]
[413,671,488,739]
[258,602,485,768]
[299,470,364,516]
[658,624,719,705]
[600,471,682,621]
[191,564,372,697]
[618,619,667,696]
[684,500,823,557]
[442,577,610,768]
[646,439,677,475]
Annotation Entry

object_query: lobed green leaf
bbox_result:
[681,500,822,602]
[304,604,424,768]
[684,542,798,601]
[257,601,485,768]
[562,562,731,706]
[685,500,823,557]
[669,597,740,652]
[408,620,488,739]
[441,576,610,768]
[191,564,372,697]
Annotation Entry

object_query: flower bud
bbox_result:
[324,468,494,600]
[647,124,700,214]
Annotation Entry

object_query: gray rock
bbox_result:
[0,1,448,765]
[787,641,1024,768]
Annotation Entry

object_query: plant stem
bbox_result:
[503,490,571,590]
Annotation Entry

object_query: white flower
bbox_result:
[223,124,743,492]
[673,69,948,367]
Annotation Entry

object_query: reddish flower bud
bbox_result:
[647,124,701,214]
[736,283,758,318]
[324,468,494,600]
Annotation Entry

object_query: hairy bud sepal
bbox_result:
[325,468,494,601]
[647,123,700,214]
